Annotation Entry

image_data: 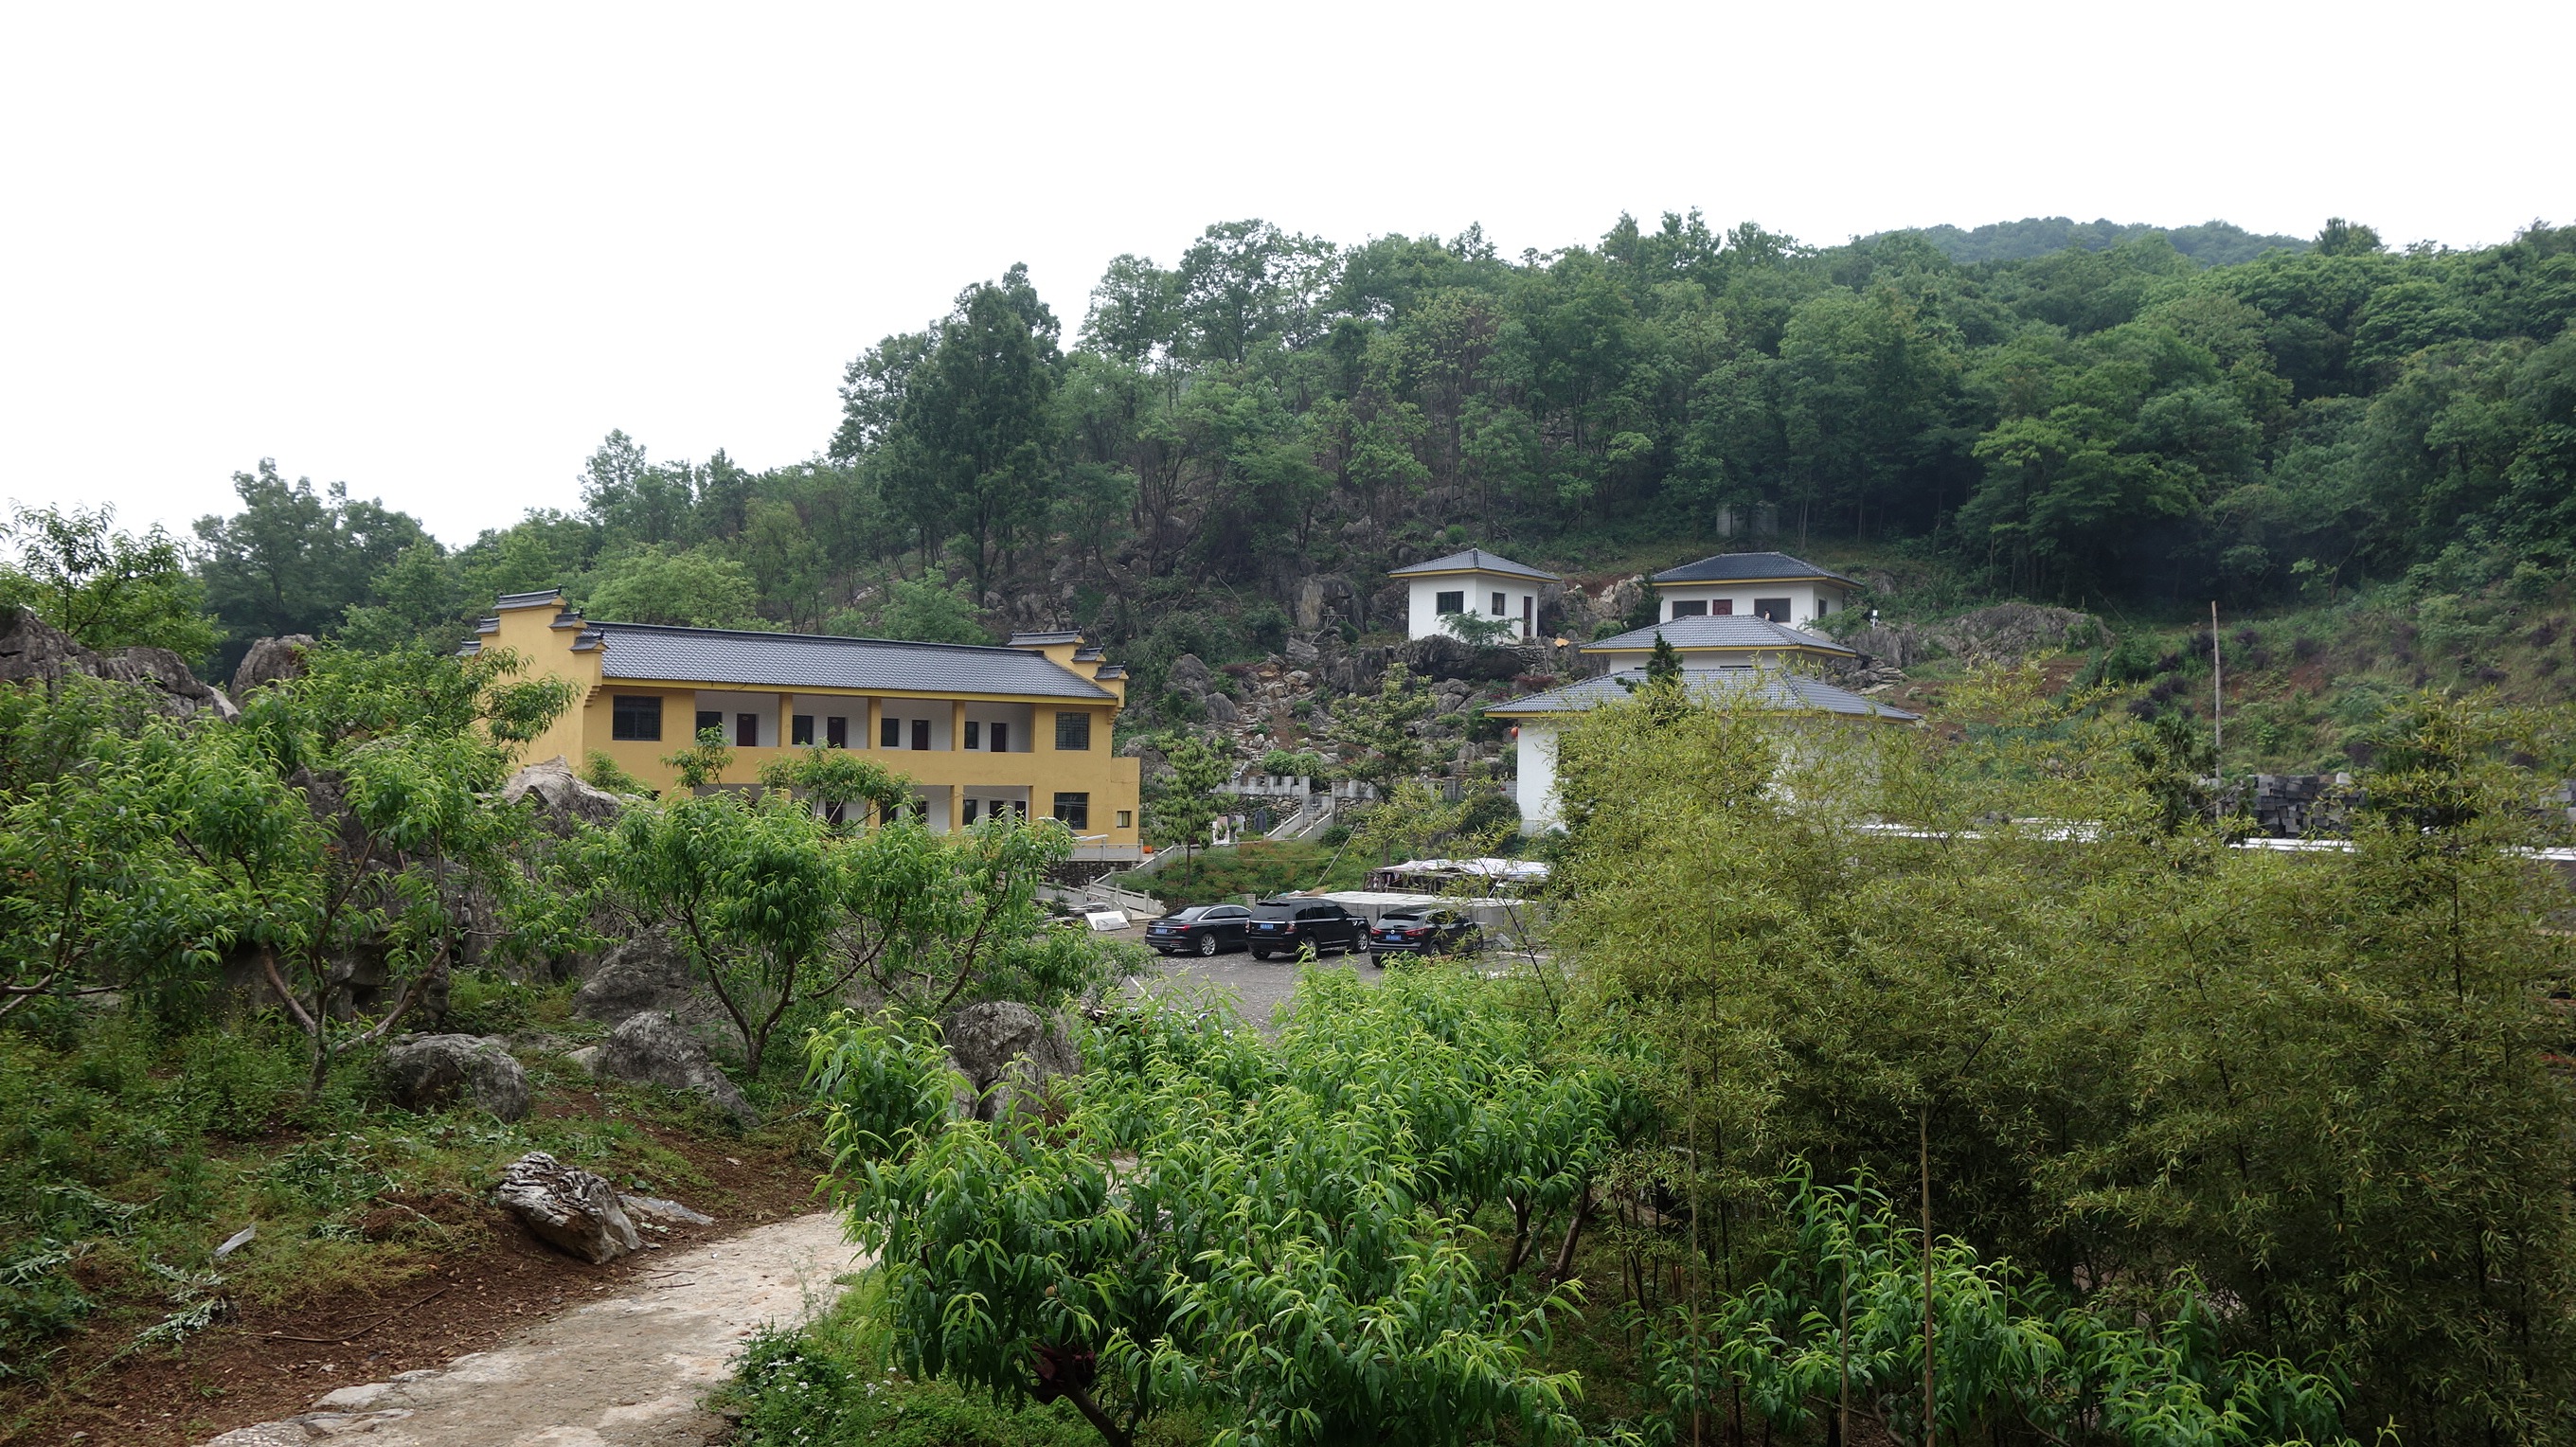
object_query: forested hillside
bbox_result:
[1869,216,2311,266]
[109,212,2576,720]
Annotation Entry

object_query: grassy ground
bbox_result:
[0,971,827,1439]
[1881,571,2576,775]
[1108,838,1373,905]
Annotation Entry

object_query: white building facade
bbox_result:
[1490,670,1919,832]
[1386,548,1562,642]
[1648,551,1860,627]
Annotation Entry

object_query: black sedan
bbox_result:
[1145,903,1254,956]
[1368,907,1483,963]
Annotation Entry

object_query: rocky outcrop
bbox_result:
[595,1011,759,1128]
[942,1000,1082,1124]
[231,634,313,696]
[1846,603,2101,671]
[502,756,630,832]
[571,933,694,1025]
[494,1152,641,1263]
[384,1034,531,1121]
[0,607,234,719]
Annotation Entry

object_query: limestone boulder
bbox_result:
[502,756,629,831]
[595,1010,759,1128]
[942,1000,1082,1124]
[231,634,314,696]
[572,932,694,1024]
[0,607,230,719]
[494,1152,639,1263]
[384,1034,531,1121]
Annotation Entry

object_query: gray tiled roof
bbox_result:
[591,623,1117,699]
[1486,667,1917,722]
[1387,548,1562,582]
[1652,551,1856,587]
[1583,616,1855,657]
[492,588,566,609]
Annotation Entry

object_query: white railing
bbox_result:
[1039,881,1164,918]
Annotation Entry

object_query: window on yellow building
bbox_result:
[611,695,661,741]
[1116,810,1133,829]
[1055,711,1091,750]
[792,714,814,745]
[1052,793,1089,830]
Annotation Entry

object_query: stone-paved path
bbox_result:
[200,1212,859,1446]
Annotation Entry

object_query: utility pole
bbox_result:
[2209,601,2223,769]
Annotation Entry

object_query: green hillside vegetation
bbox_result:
[135,212,2576,744]
[1870,216,2312,266]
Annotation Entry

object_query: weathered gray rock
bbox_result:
[572,933,694,1024]
[1203,691,1241,725]
[622,1194,715,1226]
[942,1001,1082,1123]
[494,1152,639,1263]
[564,1045,601,1075]
[384,1034,530,1120]
[595,1011,759,1128]
[1845,603,2102,671]
[1167,652,1212,695]
[501,755,629,831]
[0,607,231,718]
[231,634,313,696]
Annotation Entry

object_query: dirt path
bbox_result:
[199,1211,861,1447]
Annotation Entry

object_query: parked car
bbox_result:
[1368,907,1483,962]
[1245,899,1367,959]
[1145,903,1253,956]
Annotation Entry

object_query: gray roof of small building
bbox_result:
[492,588,566,610]
[1583,616,1855,657]
[1487,667,1918,722]
[1387,548,1562,582]
[1652,551,1856,587]
[585,622,1117,699]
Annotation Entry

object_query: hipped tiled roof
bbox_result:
[588,622,1117,699]
[1583,616,1855,656]
[1652,551,1857,586]
[1486,667,1916,722]
[1387,548,1562,582]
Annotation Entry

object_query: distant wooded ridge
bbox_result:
[1865,216,2313,266]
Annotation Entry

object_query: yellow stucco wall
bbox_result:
[480,596,1143,854]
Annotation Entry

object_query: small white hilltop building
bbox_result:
[1488,561,1909,832]
[1386,548,1562,642]
[1647,551,1859,627]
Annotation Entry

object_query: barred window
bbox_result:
[1054,711,1091,750]
[1435,590,1465,615]
[1051,793,1090,830]
[611,695,661,741]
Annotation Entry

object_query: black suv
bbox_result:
[1246,899,1367,959]
[1145,903,1253,956]
[1368,907,1483,962]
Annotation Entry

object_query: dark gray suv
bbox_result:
[1245,899,1366,959]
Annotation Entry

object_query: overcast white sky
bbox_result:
[2,0,2566,546]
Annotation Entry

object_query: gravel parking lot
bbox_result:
[1097,923,1386,1030]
